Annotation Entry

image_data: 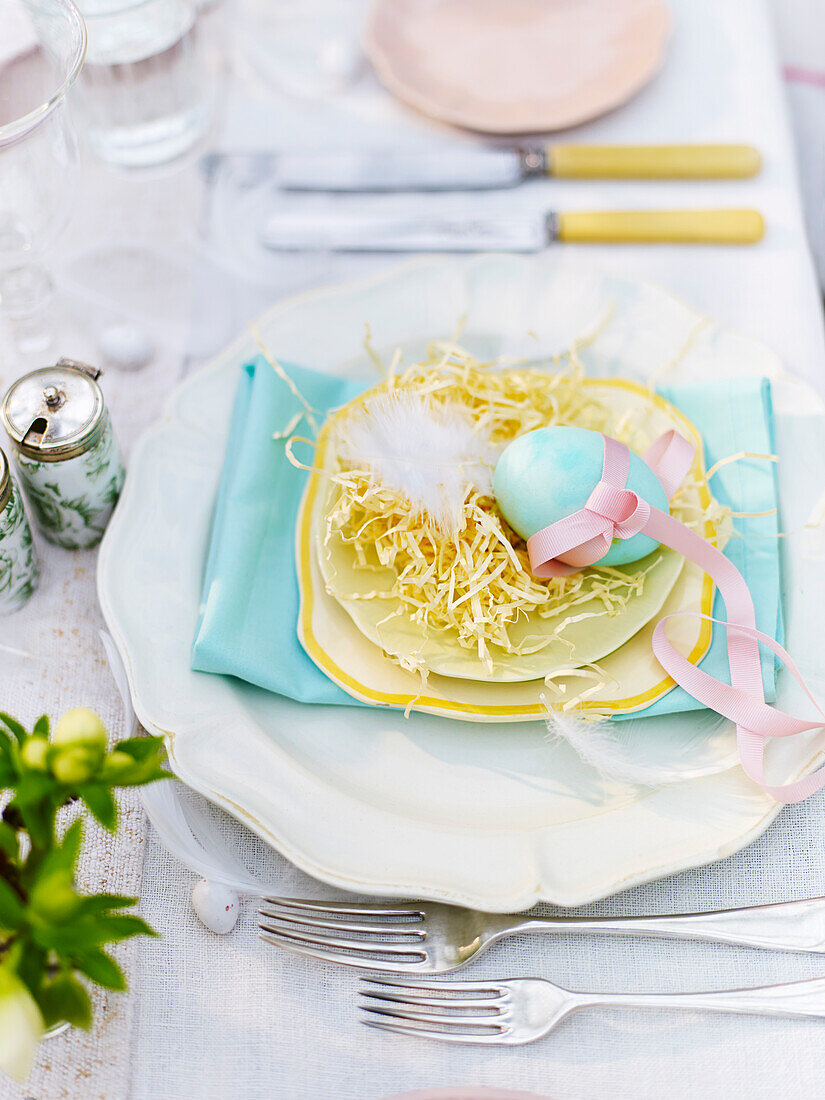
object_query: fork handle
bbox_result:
[589,977,825,1020]
[506,896,825,953]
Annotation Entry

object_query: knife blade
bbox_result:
[260,208,765,252]
[276,144,762,192]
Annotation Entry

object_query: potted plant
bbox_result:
[0,708,167,1081]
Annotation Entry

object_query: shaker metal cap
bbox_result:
[1,359,105,461]
[0,448,9,512]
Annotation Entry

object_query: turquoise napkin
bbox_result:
[617,377,782,718]
[191,359,782,715]
[192,359,364,703]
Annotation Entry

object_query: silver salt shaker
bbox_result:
[0,447,39,614]
[0,359,125,550]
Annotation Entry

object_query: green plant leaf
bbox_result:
[0,879,24,931]
[97,913,157,942]
[73,949,125,991]
[0,713,26,744]
[37,973,92,1030]
[0,728,14,764]
[58,818,84,869]
[32,903,153,954]
[79,894,137,914]
[31,922,90,954]
[80,785,118,831]
[100,737,169,787]
[27,819,85,922]
[12,770,57,809]
[117,766,172,788]
[32,716,50,739]
[113,735,163,759]
[15,943,46,1000]
[0,822,17,860]
[13,800,52,851]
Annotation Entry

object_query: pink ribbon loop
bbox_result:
[642,429,696,498]
[586,481,651,538]
[524,429,825,804]
[527,430,692,579]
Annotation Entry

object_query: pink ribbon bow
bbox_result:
[527,431,691,578]
[527,430,825,804]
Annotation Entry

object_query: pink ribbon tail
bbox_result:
[526,429,825,803]
[645,506,825,803]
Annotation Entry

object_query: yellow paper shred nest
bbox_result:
[321,342,728,675]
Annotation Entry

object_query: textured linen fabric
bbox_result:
[191,364,781,716]
[131,783,825,1100]
[0,165,197,1099]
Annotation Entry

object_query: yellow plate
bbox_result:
[317,477,683,683]
[296,378,718,720]
[315,378,708,681]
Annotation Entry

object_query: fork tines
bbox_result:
[359,977,509,1043]
[258,897,429,971]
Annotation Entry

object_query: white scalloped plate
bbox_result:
[98,255,825,909]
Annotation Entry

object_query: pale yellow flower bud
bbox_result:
[0,967,43,1082]
[51,747,96,785]
[53,708,108,754]
[20,737,48,771]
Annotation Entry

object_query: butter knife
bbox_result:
[261,208,765,252]
[277,144,762,191]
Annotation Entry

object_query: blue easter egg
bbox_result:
[493,426,666,566]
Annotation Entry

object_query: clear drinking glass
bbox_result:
[73,0,216,168]
[0,0,86,355]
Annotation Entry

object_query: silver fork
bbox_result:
[258,895,825,974]
[359,974,825,1045]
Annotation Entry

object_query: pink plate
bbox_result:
[364,0,671,134]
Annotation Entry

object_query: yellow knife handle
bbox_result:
[555,209,765,244]
[547,144,762,179]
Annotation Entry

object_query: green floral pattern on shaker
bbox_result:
[0,478,39,613]
[15,414,125,550]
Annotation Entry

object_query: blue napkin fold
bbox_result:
[192,359,364,703]
[621,377,782,718]
[191,358,782,715]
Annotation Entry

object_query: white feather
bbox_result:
[337,391,498,534]
[545,708,736,787]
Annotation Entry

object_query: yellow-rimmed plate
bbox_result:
[297,377,717,718]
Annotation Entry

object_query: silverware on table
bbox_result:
[258,895,825,974]
[359,974,825,1045]
[260,207,764,252]
[276,143,762,192]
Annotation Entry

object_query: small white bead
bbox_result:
[97,323,154,371]
[191,878,241,934]
[318,37,362,87]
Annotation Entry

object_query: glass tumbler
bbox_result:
[73,0,217,168]
[0,0,86,355]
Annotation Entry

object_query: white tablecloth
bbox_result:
[3,0,825,1097]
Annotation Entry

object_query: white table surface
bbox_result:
[3,0,825,1097]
